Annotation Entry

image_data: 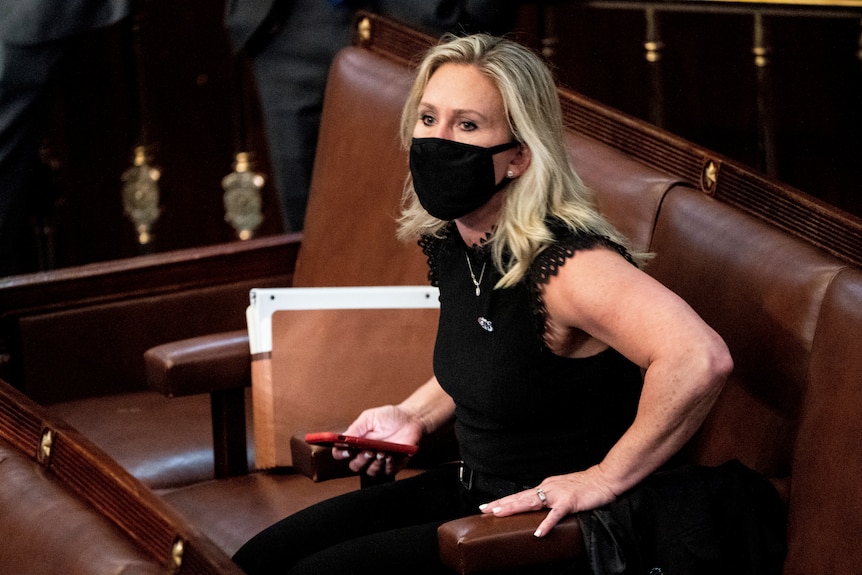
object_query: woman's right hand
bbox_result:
[332,404,424,476]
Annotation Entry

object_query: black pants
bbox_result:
[232,464,481,575]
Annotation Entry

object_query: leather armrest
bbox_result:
[145,330,252,478]
[145,330,251,397]
[438,512,584,574]
[289,434,355,482]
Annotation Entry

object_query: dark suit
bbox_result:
[224,0,518,233]
[0,0,129,276]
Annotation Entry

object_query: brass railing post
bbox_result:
[753,11,777,177]
[644,7,665,127]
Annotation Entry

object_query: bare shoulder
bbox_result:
[542,244,659,309]
[542,244,696,337]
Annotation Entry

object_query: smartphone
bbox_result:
[304,432,418,455]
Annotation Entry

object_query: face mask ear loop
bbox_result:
[492,176,513,193]
[490,141,520,190]
[488,141,520,155]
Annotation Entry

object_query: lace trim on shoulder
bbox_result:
[418,235,439,287]
[529,232,636,287]
[528,229,637,343]
[419,223,458,288]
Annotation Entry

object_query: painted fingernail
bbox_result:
[363,452,373,459]
[492,507,502,514]
[534,529,543,538]
[376,452,385,460]
[342,450,351,458]
[478,504,488,511]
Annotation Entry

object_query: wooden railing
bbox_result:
[530,1,862,216]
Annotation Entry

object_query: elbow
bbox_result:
[704,333,733,395]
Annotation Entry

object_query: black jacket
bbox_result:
[578,460,787,575]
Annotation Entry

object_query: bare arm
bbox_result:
[396,376,457,437]
[484,247,732,535]
[337,376,455,475]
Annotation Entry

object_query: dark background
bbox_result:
[26,1,862,272]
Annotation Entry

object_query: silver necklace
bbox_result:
[465,252,486,297]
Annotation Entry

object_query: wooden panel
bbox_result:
[0,235,298,401]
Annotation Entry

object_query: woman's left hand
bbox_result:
[479,465,617,538]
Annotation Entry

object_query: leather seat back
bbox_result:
[646,186,847,478]
[0,439,167,575]
[564,130,682,253]
[293,47,427,288]
[785,268,862,574]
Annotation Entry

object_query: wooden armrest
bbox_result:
[144,330,251,397]
[290,434,354,482]
[144,330,252,478]
[438,512,584,574]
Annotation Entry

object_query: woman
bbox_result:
[233,33,732,574]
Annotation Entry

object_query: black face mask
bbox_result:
[410,137,519,220]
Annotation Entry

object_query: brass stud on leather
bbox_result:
[358,17,372,44]
[170,537,185,571]
[701,160,718,195]
[37,428,54,466]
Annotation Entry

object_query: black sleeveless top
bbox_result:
[420,222,643,486]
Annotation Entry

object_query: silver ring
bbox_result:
[536,487,548,507]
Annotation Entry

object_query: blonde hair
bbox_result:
[397,34,647,287]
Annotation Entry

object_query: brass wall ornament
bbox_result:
[222,152,265,240]
[121,146,161,245]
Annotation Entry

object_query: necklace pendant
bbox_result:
[465,252,486,298]
[478,317,494,332]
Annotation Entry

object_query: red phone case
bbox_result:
[304,432,418,455]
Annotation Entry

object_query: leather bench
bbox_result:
[0,378,243,574]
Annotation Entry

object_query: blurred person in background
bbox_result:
[0,0,129,276]
[224,0,519,233]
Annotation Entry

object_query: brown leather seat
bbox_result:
[0,379,243,574]
[647,186,846,476]
[785,268,862,574]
